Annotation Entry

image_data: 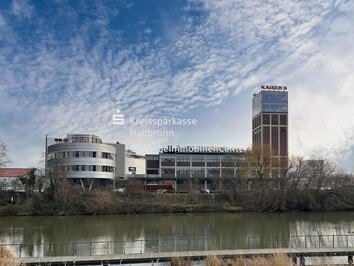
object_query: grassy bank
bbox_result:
[1,186,354,216]
[171,254,291,266]
[0,190,242,216]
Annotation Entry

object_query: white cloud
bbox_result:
[12,0,33,18]
[0,0,353,170]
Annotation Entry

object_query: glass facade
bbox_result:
[252,90,288,116]
[261,90,288,113]
[155,153,244,179]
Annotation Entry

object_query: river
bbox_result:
[1,212,354,263]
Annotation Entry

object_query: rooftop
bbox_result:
[0,168,32,177]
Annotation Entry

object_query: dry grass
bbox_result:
[172,254,291,266]
[0,245,18,266]
[171,256,191,266]
[226,254,291,266]
[206,255,223,266]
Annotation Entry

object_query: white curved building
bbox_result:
[47,134,116,188]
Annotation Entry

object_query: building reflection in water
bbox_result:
[1,212,354,258]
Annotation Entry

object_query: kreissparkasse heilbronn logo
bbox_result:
[112,109,125,125]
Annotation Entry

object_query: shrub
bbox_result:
[84,191,121,215]
[0,205,20,216]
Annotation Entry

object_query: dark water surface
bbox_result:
[1,211,354,260]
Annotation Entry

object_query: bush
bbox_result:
[0,205,20,216]
[84,191,121,215]
[222,202,242,212]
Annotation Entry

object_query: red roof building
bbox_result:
[0,168,32,191]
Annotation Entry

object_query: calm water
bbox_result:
[1,212,354,260]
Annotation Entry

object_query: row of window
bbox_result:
[161,161,244,167]
[161,167,241,177]
[253,114,288,129]
[49,151,116,160]
[63,136,102,143]
[55,165,116,173]
[160,155,244,163]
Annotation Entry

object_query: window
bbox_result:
[147,169,158,175]
[147,155,159,160]
[262,114,270,125]
[176,155,190,166]
[280,115,287,125]
[206,155,219,167]
[92,137,102,143]
[102,152,110,159]
[191,155,204,162]
[55,152,63,159]
[257,115,261,127]
[161,168,175,177]
[81,165,86,171]
[221,155,234,167]
[207,168,219,177]
[280,127,287,156]
[72,165,80,171]
[101,152,115,160]
[177,167,190,177]
[89,151,97,158]
[271,127,279,156]
[73,136,90,143]
[192,155,205,167]
[263,126,270,146]
[191,168,204,178]
[206,155,219,162]
[176,155,190,162]
[271,114,279,125]
[161,155,175,166]
[75,151,80,158]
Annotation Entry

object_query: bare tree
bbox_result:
[287,157,349,190]
[47,160,78,207]
[241,145,273,179]
[0,140,11,167]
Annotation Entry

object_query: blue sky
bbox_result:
[0,0,353,172]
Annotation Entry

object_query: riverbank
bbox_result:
[0,191,242,216]
[1,187,354,216]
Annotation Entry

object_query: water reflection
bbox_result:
[1,212,354,258]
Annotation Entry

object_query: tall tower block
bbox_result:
[252,85,288,177]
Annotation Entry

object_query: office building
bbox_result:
[252,85,288,177]
[47,134,117,188]
[109,142,146,179]
[146,146,245,191]
[47,135,145,187]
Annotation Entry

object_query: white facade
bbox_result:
[125,150,145,176]
[47,134,116,184]
[47,135,146,185]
